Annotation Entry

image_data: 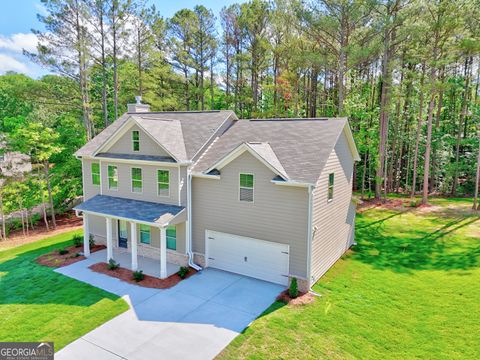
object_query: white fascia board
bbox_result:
[343,121,361,161]
[191,172,221,180]
[83,155,190,167]
[270,180,313,188]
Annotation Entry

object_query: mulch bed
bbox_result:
[36,244,106,268]
[277,290,316,306]
[88,262,197,289]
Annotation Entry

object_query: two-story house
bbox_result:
[74,102,359,292]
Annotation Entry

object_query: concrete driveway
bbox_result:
[56,264,284,360]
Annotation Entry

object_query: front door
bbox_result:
[118,220,128,248]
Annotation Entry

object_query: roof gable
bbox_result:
[75,111,235,161]
[207,142,289,180]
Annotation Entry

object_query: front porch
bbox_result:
[88,248,179,278]
[74,195,187,279]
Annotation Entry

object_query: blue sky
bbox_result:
[0,0,241,78]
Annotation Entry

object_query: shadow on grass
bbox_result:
[353,212,480,273]
[0,239,120,306]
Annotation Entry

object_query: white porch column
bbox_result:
[106,217,113,261]
[160,227,167,279]
[83,213,90,257]
[131,222,138,271]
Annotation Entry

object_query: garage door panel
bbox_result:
[206,230,289,286]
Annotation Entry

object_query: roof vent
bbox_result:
[128,96,150,113]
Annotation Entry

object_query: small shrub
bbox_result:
[71,253,81,258]
[178,266,189,279]
[409,200,418,208]
[289,277,299,299]
[72,234,83,247]
[58,248,69,255]
[89,234,95,248]
[108,258,120,270]
[132,270,144,282]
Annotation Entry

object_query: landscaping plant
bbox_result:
[108,258,120,270]
[178,266,189,279]
[72,234,82,247]
[289,277,299,299]
[89,234,95,248]
[58,248,69,255]
[132,270,144,282]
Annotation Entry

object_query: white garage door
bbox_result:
[206,230,289,286]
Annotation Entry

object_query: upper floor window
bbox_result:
[108,165,118,190]
[132,130,140,152]
[239,173,254,202]
[91,163,100,186]
[140,224,150,244]
[131,167,142,193]
[328,173,334,201]
[157,170,169,196]
[166,226,176,250]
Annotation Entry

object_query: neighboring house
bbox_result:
[74,102,360,291]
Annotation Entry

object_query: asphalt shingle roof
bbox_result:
[193,118,348,184]
[74,195,184,226]
[75,110,235,161]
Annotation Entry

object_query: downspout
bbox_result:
[186,170,202,271]
[306,184,314,292]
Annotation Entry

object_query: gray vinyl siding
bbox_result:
[310,130,355,282]
[88,214,107,240]
[107,124,171,157]
[100,161,180,205]
[192,151,309,278]
[82,159,101,200]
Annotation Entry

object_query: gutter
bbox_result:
[186,170,202,271]
[306,184,314,291]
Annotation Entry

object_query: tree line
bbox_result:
[1,0,479,239]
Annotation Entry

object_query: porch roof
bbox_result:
[74,195,185,227]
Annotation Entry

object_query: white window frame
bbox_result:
[328,173,334,202]
[139,224,151,244]
[131,167,143,193]
[239,172,254,203]
[91,162,100,186]
[132,130,140,152]
[166,225,176,250]
[157,169,170,197]
[107,164,118,191]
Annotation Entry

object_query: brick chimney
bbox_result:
[127,96,150,113]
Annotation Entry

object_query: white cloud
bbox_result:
[0,54,29,73]
[0,33,38,53]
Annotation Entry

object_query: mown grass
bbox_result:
[0,230,128,351]
[219,198,480,359]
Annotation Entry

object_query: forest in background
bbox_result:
[0,0,479,239]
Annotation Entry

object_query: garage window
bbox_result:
[239,173,254,202]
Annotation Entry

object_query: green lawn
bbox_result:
[219,198,480,359]
[0,230,129,351]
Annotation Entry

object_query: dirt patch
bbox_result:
[0,211,83,250]
[37,244,106,268]
[277,290,316,306]
[88,262,197,289]
[358,198,411,212]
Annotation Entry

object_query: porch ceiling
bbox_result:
[74,195,185,227]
